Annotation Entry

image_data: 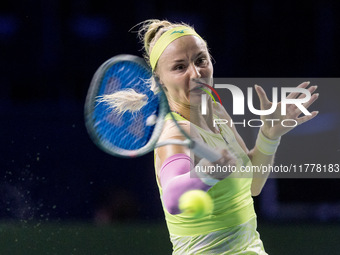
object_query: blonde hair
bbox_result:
[98,19,203,116]
[137,19,197,69]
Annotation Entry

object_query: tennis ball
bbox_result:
[178,190,214,218]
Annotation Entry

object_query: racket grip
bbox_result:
[191,140,222,162]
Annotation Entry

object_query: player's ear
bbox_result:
[154,73,168,92]
[160,82,168,92]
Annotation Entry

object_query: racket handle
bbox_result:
[191,140,222,162]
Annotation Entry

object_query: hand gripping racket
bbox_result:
[84,54,221,162]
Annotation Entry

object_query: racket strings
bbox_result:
[96,88,148,116]
[93,61,160,151]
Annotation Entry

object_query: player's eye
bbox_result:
[196,57,208,67]
[173,64,186,71]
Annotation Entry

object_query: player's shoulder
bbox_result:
[160,119,190,139]
[159,118,200,141]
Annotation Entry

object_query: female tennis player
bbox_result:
[107,19,319,254]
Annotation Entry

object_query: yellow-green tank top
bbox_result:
[155,113,256,236]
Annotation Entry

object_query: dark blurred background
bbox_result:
[1,0,340,254]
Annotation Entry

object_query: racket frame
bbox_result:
[85,54,168,157]
[85,54,221,162]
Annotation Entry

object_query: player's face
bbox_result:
[156,36,213,107]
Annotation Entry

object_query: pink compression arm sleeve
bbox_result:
[160,154,211,215]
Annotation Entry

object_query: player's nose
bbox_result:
[189,64,201,79]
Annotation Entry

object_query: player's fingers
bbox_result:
[210,149,237,179]
[254,85,271,107]
[296,111,319,125]
[309,84,318,94]
[218,149,237,166]
[297,85,318,99]
[302,92,319,109]
[289,92,319,117]
[286,81,310,99]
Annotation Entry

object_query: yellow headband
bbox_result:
[149,26,202,71]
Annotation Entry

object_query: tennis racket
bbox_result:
[84,54,221,162]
